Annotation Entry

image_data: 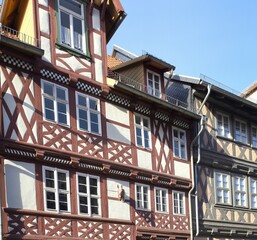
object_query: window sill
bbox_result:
[56,42,91,61]
[216,135,250,147]
[214,203,256,211]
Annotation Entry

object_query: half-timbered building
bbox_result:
[0,0,201,239]
[187,75,257,239]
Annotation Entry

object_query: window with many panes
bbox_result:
[251,179,257,208]
[234,176,247,207]
[173,191,185,215]
[155,187,168,213]
[58,0,86,52]
[252,126,257,148]
[76,92,101,134]
[235,120,247,144]
[136,184,150,210]
[77,173,100,215]
[172,127,187,159]
[135,114,151,149]
[215,172,230,204]
[217,113,231,138]
[42,80,69,125]
[43,166,70,213]
[147,70,161,97]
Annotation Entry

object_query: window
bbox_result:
[235,120,247,144]
[252,126,257,148]
[76,92,101,134]
[135,114,151,148]
[234,176,247,207]
[215,172,230,204]
[77,173,100,215]
[173,191,185,215]
[217,113,231,138]
[42,80,69,125]
[58,0,86,52]
[250,179,257,208]
[173,127,187,159]
[155,187,168,213]
[43,166,70,213]
[136,184,150,210]
[147,70,161,97]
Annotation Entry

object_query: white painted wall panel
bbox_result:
[137,149,152,170]
[174,161,190,178]
[39,9,50,35]
[107,122,131,144]
[4,160,36,210]
[105,102,129,125]
[107,178,130,220]
[38,0,48,6]
[95,58,103,83]
[93,32,102,56]
[92,8,100,31]
[41,36,51,62]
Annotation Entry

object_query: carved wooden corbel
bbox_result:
[102,164,111,174]
[36,150,45,160]
[71,157,80,168]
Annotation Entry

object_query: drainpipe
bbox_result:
[189,84,211,240]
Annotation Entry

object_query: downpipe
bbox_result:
[189,84,211,239]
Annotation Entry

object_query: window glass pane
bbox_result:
[58,102,66,114]
[44,82,54,96]
[46,192,56,209]
[60,0,82,15]
[58,172,67,190]
[78,95,87,106]
[60,11,71,45]
[73,17,83,50]
[89,99,97,110]
[143,118,149,128]
[57,88,66,100]
[58,112,67,125]
[59,193,68,211]
[135,115,141,125]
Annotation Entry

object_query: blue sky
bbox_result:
[107,0,257,93]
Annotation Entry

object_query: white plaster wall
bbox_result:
[174,161,190,179]
[92,8,100,31]
[107,178,130,220]
[105,102,129,125]
[137,149,152,170]
[38,0,48,6]
[39,9,50,35]
[4,160,36,210]
[93,32,102,56]
[95,58,103,83]
[41,36,51,62]
[107,122,131,144]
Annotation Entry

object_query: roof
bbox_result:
[110,54,175,73]
[107,55,122,69]
[240,81,257,98]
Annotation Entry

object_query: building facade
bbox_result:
[190,77,257,239]
[0,0,201,239]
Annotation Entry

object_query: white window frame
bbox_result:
[76,92,101,135]
[76,173,101,216]
[252,126,257,148]
[172,127,187,160]
[235,119,247,144]
[43,166,70,213]
[233,175,247,207]
[135,114,151,149]
[147,70,161,97]
[135,183,150,211]
[217,112,231,138]
[250,178,257,209]
[154,187,168,213]
[41,80,70,126]
[173,191,185,215]
[58,0,86,53]
[215,172,231,205]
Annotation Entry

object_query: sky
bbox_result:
[107,0,257,93]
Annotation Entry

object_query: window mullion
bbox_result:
[55,169,60,212]
[87,175,91,215]
[70,14,74,48]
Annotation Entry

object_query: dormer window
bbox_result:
[147,70,161,97]
[58,0,86,52]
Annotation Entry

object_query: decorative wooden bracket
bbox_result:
[170,179,177,187]
[151,175,159,183]
[102,164,111,174]
[129,170,138,179]
[71,157,80,168]
[101,84,110,98]
[69,77,78,88]
[36,150,45,160]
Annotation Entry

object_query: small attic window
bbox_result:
[57,0,89,56]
